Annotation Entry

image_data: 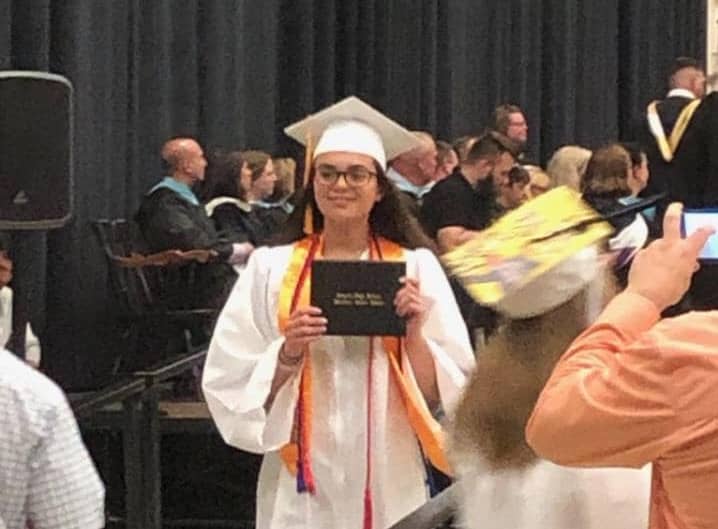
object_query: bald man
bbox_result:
[136,137,252,309]
[387,131,438,219]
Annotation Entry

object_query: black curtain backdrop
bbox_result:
[0,0,705,389]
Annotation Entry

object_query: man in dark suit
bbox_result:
[636,57,705,209]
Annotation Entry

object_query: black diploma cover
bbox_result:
[310,260,406,336]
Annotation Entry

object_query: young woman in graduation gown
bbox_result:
[202,98,475,529]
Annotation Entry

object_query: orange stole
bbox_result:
[276,235,452,481]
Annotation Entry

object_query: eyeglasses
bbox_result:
[315,165,377,187]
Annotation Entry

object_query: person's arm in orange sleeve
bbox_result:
[526,203,715,468]
[526,290,678,468]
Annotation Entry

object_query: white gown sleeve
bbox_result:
[202,247,300,453]
[409,248,475,414]
[24,323,41,367]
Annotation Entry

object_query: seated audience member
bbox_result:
[387,131,438,218]
[244,150,278,205]
[1,250,105,529]
[0,251,41,367]
[496,164,530,214]
[434,140,459,181]
[581,144,650,230]
[421,131,516,253]
[526,204,717,529]
[201,150,264,247]
[251,156,296,238]
[492,104,529,159]
[453,135,479,163]
[451,243,651,529]
[546,145,592,191]
[136,138,251,308]
[581,144,651,284]
[619,142,658,232]
[421,132,517,345]
[524,165,553,199]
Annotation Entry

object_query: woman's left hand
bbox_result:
[394,277,430,340]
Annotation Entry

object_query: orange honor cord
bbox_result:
[277,235,451,518]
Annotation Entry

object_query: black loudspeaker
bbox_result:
[0,71,73,230]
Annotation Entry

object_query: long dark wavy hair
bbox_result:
[273,161,436,251]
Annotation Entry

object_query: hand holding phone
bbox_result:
[682,209,718,260]
[626,204,713,312]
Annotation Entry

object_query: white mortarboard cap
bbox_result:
[284,96,423,171]
[496,246,600,319]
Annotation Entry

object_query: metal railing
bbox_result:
[74,344,459,529]
[73,345,209,529]
[388,484,457,529]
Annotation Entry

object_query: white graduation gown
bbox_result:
[202,244,475,529]
[454,451,652,529]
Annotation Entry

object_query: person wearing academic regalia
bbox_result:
[201,150,267,247]
[250,156,297,239]
[635,57,705,212]
[136,138,253,309]
[451,227,651,529]
[202,97,475,529]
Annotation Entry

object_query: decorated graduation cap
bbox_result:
[442,187,655,319]
[285,96,423,232]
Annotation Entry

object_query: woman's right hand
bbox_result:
[282,306,327,359]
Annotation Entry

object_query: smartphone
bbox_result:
[682,209,718,260]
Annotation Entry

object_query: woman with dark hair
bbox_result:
[202,97,474,529]
[202,150,264,247]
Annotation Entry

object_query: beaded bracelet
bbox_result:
[278,346,303,367]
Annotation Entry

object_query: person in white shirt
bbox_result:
[0,348,106,529]
[0,252,41,366]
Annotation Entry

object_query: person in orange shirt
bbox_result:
[526,203,718,529]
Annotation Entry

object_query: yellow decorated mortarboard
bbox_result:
[442,186,614,319]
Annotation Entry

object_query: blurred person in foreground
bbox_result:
[0,255,105,529]
[451,230,651,528]
[527,203,718,529]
